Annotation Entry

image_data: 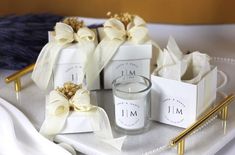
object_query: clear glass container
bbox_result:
[112,75,152,134]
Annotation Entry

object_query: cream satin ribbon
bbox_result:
[32,22,96,90]
[86,16,150,88]
[40,89,126,150]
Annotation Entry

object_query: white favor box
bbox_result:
[60,111,99,134]
[49,32,100,90]
[98,28,153,89]
[150,67,217,128]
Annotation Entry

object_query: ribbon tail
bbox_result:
[92,107,126,151]
[77,40,96,88]
[39,96,69,141]
[39,114,68,141]
[32,42,66,90]
[92,107,113,138]
[86,38,124,89]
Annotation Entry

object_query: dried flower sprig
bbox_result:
[106,12,134,29]
[62,17,85,32]
[56,82,82,99]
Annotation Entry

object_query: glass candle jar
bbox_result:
[112,75,152,134]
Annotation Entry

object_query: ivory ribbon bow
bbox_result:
[32,22,96,90]
[40,89,126,150]
[86,16,150,88]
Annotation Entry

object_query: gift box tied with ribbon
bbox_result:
[40,82,126,150]
[32,18,100,91]
[86,13,159,89]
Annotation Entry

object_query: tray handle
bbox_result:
[5,64,35,92]
[170,94,235,155]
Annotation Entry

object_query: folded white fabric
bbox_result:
[155,36,211,83]
[0,97,72,155]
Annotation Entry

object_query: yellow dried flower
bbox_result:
[107,12,134,29]
[56,82,82,99]
[62,17,85,32]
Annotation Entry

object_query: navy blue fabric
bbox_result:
[0,14,103,70]
[0,14,63,70]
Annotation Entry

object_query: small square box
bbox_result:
[150,66,217,128]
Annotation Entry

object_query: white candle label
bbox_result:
[114,96,145,129]
[53,63,84,88]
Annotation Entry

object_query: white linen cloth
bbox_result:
[0,97,72,155]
